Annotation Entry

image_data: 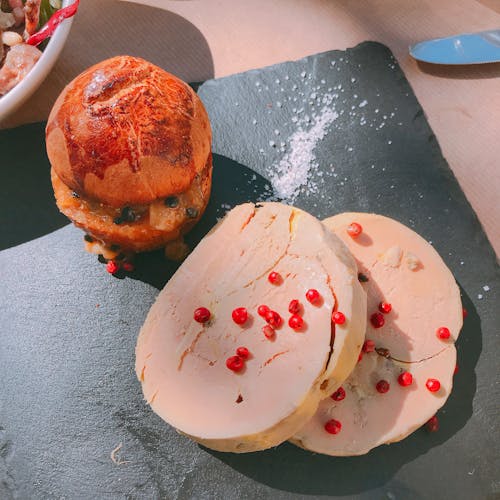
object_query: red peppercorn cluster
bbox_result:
[370,300,391,329]
[332,311,346,325]
[288,299,301,314]
[258,288,322,339]
[106,260,119,274]
[324,385,347,434]
[324,419,342,435]
[258,305,270,317]
[262,325,275,340]
[370,312,385,329]
[268,271,282,284]
[288,314,304,330]
[106,259,134,275]
[226,346,251,372]
[232,307,248,325]
[226,355,244,372]
[236,346,250,359]
[346,222,362,238]
[198,273,343,381]
[398,371,413,387]
[376,380,390,394]
[257,304,282,338]
[194,307,211,323]
[331,387,346,402]
[306,289,320,304]
[378,301,392,314]
[436,326,451,340]
[426,415,439,432]
[266,310,282,328]
[362,339,375,353]
[426,378,441,393]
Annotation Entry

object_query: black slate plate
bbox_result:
[1,42,499,499]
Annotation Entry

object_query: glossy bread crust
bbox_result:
[46,55,211,207]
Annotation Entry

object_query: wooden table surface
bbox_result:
[3,0,499,255]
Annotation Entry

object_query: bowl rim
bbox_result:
[0,0,76,122]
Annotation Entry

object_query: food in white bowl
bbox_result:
[0,0,78,121]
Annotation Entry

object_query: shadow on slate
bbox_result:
[0,41,498,500]
[0,122,68,251]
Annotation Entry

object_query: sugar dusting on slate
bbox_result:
[270,104,338,201]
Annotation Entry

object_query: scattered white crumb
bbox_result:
[380,246,403,267]
[478,294,483,300]
[274,129,280,135]
[300,71,307,78]
[406,252,421,271]
[359,100,368,108]
[483,285,490,291]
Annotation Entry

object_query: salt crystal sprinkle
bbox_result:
[269,103,338,201]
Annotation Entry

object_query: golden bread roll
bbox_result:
[46,55,212,255]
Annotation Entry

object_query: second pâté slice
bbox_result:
[136,202,366,452]
[292,213,462,455]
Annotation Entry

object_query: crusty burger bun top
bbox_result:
[46,56,211,207]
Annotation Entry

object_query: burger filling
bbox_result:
[51,156,211,256]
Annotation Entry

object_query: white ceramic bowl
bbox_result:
[0,0,76,122]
